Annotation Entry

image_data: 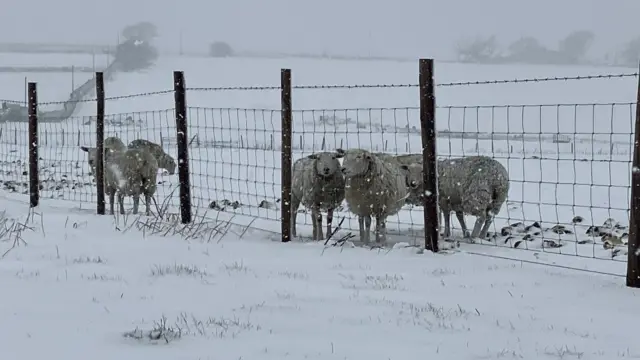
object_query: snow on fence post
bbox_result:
[627,63,640,288]
[28,82,39,208]
[419,59,439,253]
[95,72,106,215]
[174,71,192,224]
[280,68,293,243]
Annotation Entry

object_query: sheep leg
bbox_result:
[375,216,387,245]
[291,197,300,238]
[132,194,140,215]
[470,215,486,240]
[108,191,115,215]
[364,215,372,244]
[478,215,494,239]
[326,208,334,240]
[145,194,152,216]
[315,209,323,240]
[311,208,322,241]
[118,193,126,215]
[443,211,452,238]
[455,211,470,238]
[358,216,366,244]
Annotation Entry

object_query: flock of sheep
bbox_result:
[291,148,510,246]
[79,137,176,216]
[78,137,510,246]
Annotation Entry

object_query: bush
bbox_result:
[114,39,159,72]
[209,42,234,58]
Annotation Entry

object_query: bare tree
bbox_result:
[209,41,234,58]
[558,30,595,62]
[620,37,640,67]
[455,35,498,63]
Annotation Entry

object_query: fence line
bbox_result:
[3,60,640,287]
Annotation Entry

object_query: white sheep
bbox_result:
[80,136,127,176]
[128,139,177,175]
[291,150,345,240]
[414,156,509,240]
[104,147,159,215]
[339,148,409,245]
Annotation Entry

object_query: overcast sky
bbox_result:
[2,0,638,59]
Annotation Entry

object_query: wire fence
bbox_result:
[1,60,639,283]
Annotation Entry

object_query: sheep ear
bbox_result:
[80,146,89,153]
[335,148,345,155]
[306,154,318,159]
[399,164,410,171]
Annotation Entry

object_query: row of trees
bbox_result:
[456,31,640,67]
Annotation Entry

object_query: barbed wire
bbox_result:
[184,72,639,92]
[36,90,175,106]
[1,72,636,106]
[438,72,639,87]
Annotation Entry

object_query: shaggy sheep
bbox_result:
[339,148,408,245]
[291,150,345,240]
[374,153,424,206]
[104,147,159,215]
[438,156,509,240]
[128,139,177,175]
[80,136,127,176]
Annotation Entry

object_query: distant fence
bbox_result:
[0,60,119,123]
[2,60,640,286]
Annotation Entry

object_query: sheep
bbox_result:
[374,153,424,206]
[80,136,127,176]
[396,156,509,240]
[339,148,409,245]
[128,139,177,175]
[291,150,345,240]
[103,147,159,215]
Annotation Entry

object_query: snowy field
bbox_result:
[0,72,94,105]
[0,200,637,360]
[0,55,637,264]
[0,52,111,68]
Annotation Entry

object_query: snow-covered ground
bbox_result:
[0,199,637,360]
[0,54,638,359]
[0,55,635,263]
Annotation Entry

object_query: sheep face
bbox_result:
[163,154,177,175]
[80,146,99,175]
[80,146,122,175]
[340,149,373,177]
[307,152,343,177]
[400,164,423,191]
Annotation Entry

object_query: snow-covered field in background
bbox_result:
[0,55,636,264]
[0,200,636,360]
[0,52,112,68]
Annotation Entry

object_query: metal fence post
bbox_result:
[174,71,192,224]
[95,72,106,215]
[281,69,293,242]
[419,59,439,252]
[28,82,39,208]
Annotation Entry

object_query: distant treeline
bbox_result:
[454,31,640,68]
